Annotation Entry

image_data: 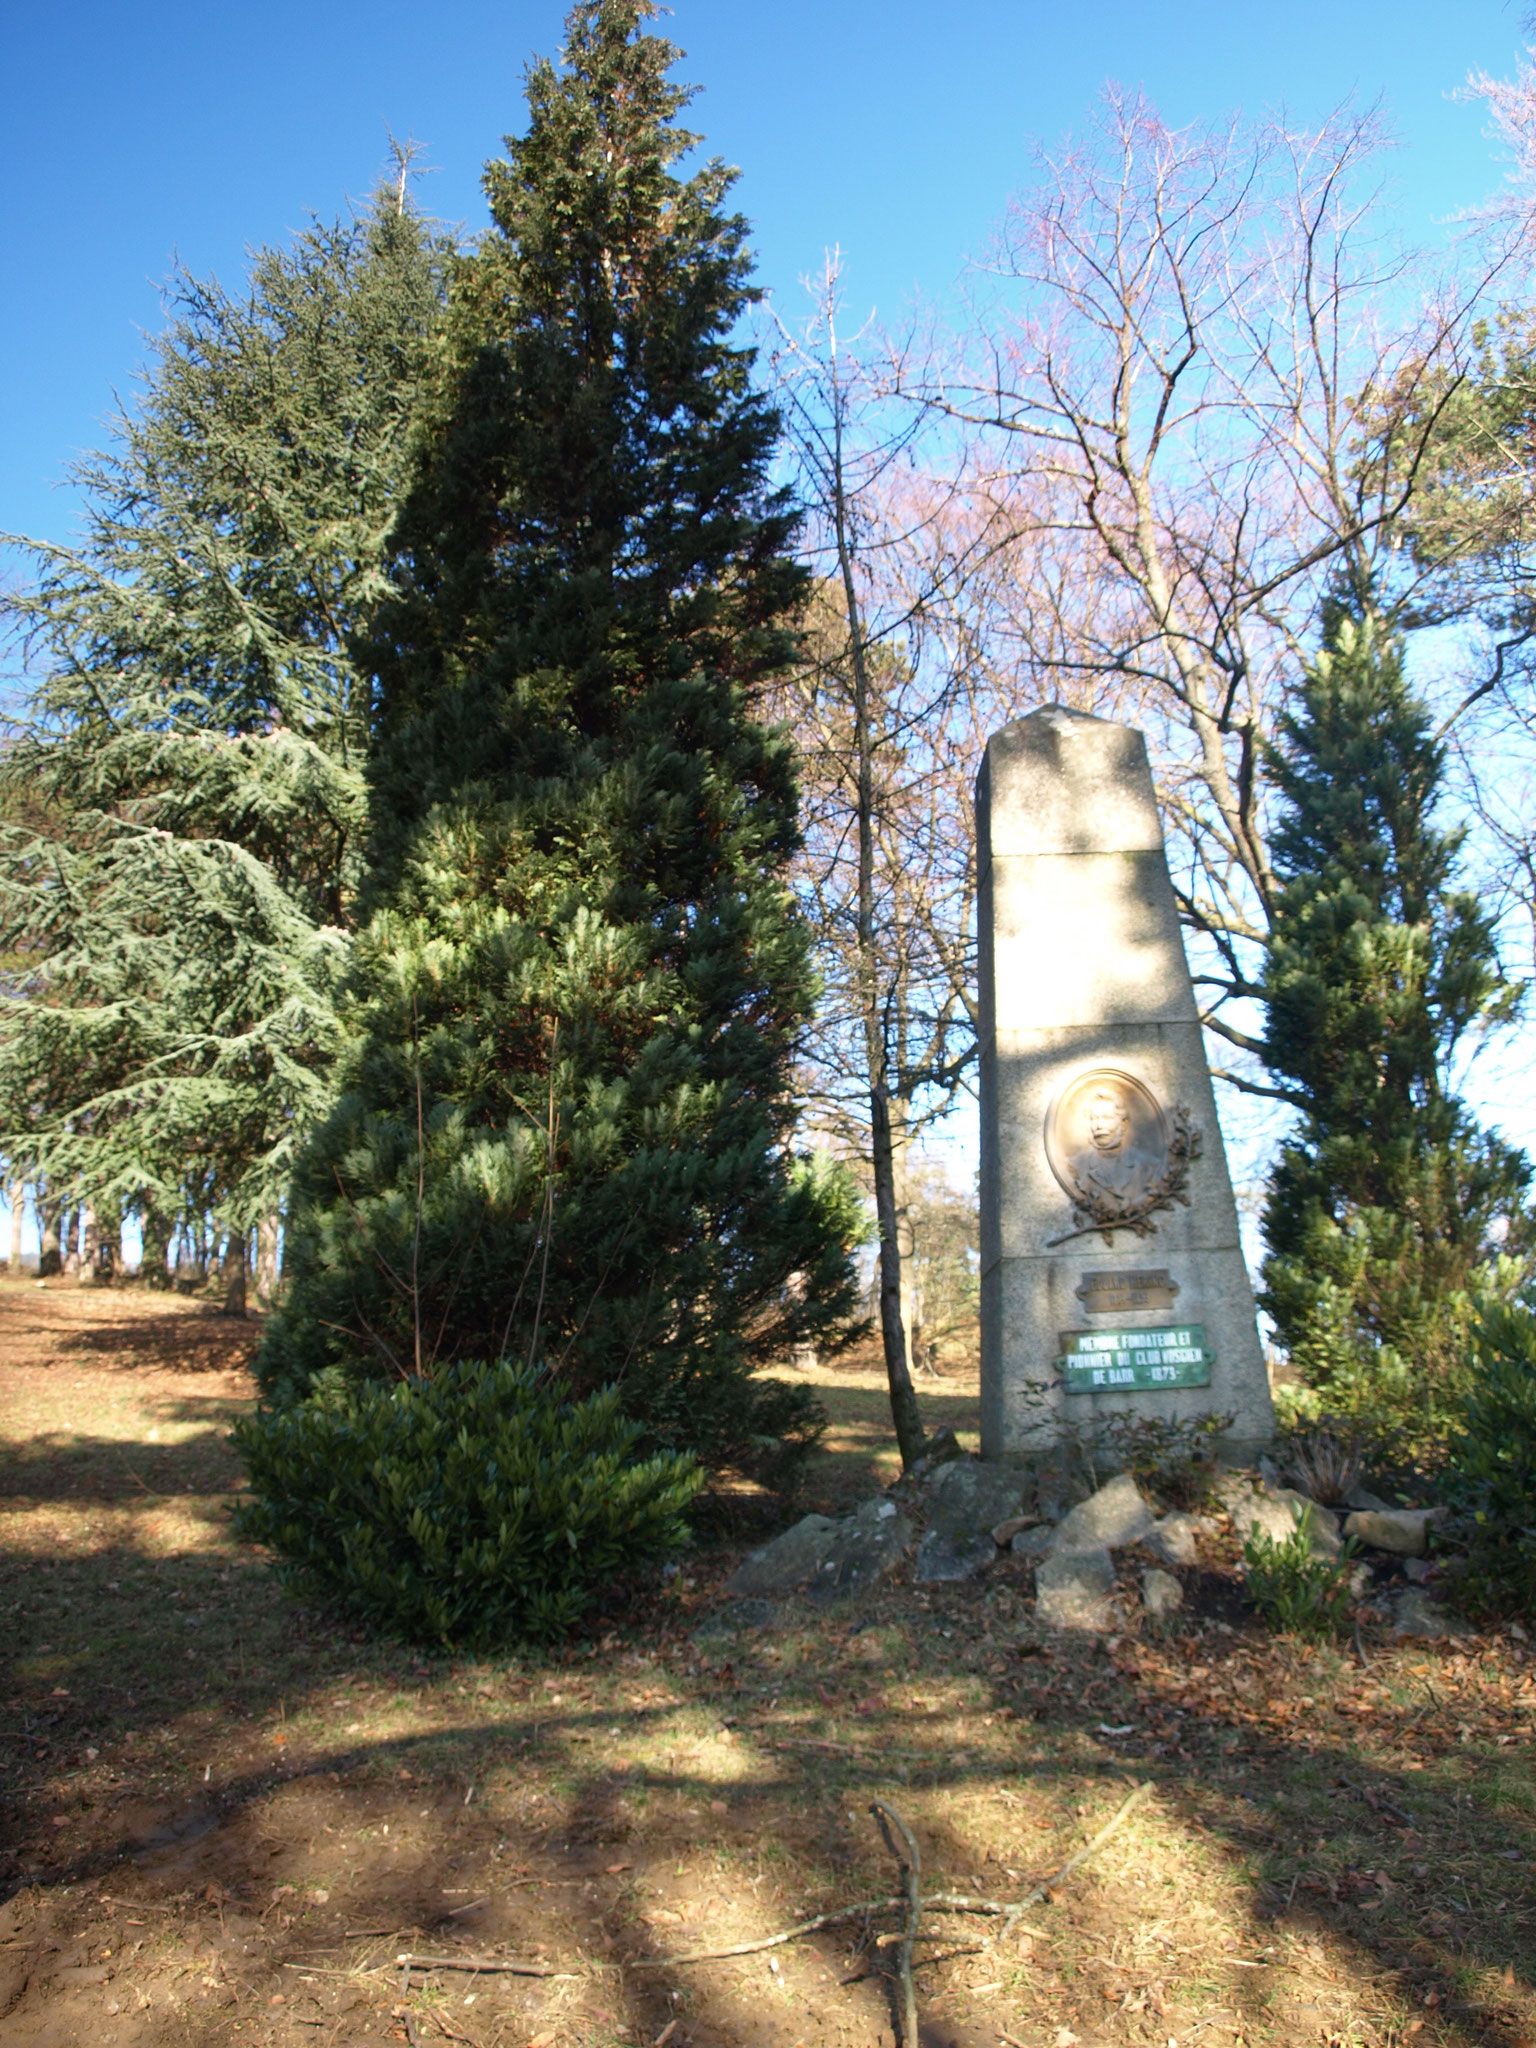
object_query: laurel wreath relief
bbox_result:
[1045,1104,1203,1248]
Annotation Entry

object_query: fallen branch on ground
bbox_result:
[395,1953,554,1978]
[872,1800,922,2048]
[634,1779,1155,1967]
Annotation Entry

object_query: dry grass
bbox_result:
[0,1283,1533,2048]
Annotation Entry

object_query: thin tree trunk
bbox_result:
[140,1203,172,1289]
[222,1231,247,1318]
[891,1095,920,1377]
[828,336,925,1470]
[80,1206,98,1282]
[37,1196,61,1279]
[256,1213,280,1303]
[8,1181,22,1276]
[868,1081,925,1464]
[61,1199,80,1279]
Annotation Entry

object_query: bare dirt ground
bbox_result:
[1,1284,1533,2048]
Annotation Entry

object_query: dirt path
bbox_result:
[1,1284,1533,2048]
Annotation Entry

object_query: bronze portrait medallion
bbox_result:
[1044,1068,1171,1210]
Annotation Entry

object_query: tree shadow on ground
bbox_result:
[2,1542,1532,2048]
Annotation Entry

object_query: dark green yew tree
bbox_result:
[1259,596,1533,1434]
[259,0,862,1469]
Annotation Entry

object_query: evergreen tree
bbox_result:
[0,184,450,1282]
[258,0,861,1469]
[1259,596,1533,1433]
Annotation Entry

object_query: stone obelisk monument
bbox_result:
[977,706,1273,1462]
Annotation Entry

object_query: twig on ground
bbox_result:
[395,1953,554,1979]
[873,1800,922,2048]
[1354,1615,1372,1669]
[632,1899,907,1964]
[635,1780,1155,1970]
[999,1779,1154,1940]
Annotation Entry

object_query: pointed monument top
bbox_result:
[978,705,1164,858]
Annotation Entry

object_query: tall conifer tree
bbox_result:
[1259,596,1533,1427]
[259,0,860,1467]
[0,185,450,1278]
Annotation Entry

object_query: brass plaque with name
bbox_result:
[1076,1268,1180,1315]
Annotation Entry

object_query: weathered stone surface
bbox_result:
[1146,1511,1202,1566]
[976,706,1275,1466]
[1231,1488,1340,1558]
[725,1498,912,1601]
[1343,1507,1437,1557]
[1141,1567,1184,1622]
[908,1428,965,1484]
[915,1460,1031,1582]
[1011,1523,1056,1561]
[1393,1587,1471,1641]
[1035,1549,1117,1630]
[1050,1473,1156,1555]
[992,1513,1040,1547]
[725,1514,837,1598]
[810,1498,914,1602]
[1346,1486,1393,1514]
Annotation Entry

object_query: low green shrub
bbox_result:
[1242,1502,1360,1640]
[1443,1302,1536,1621]
[232,1358,703,1648]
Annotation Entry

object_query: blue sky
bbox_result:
[3,0,1531,553]
[3,0,1534,1258]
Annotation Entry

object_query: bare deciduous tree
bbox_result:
[913,90,1480,1088]
[770,260,1010,1464]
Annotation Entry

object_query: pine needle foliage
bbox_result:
[259,1,861,1472]
[0,190,451,1243]
[1259,596,1533,1442]
[233,1359,702,1647]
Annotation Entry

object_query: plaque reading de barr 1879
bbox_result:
[1056,1325,1214,1393]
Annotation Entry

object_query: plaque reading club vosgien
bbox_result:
[976,706,1274,1461]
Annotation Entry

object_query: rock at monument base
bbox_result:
[906,1428,965,1483]
[1050,1472,1156,1556]
[725,1514,836,1598]
[915,1459,1031,1583]
[1035,1549,1117,1631]
[1231,1488,1340,1558]
[724,1498,912,1602]
[1011,1523,1056,1560]
[1343,1507,1439,1557]
[1392,1587,1471,1641]
[1146,1511,1203,1567]
[1141,1567,1184,1622]
[815,1499,915,1600]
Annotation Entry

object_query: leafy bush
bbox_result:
[1242,1503,1360,1640]
[233,1359,703,1648]
[1443,1302,1536,1621]
[1095,1410,1233,1509]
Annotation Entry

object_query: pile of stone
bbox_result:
[711,1445,1470,1643]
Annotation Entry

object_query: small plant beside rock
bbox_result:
[1242,1501,1361,1640]
[1094,1411,1233,1510]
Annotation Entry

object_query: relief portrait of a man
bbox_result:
[1045,1069,1171,1214]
